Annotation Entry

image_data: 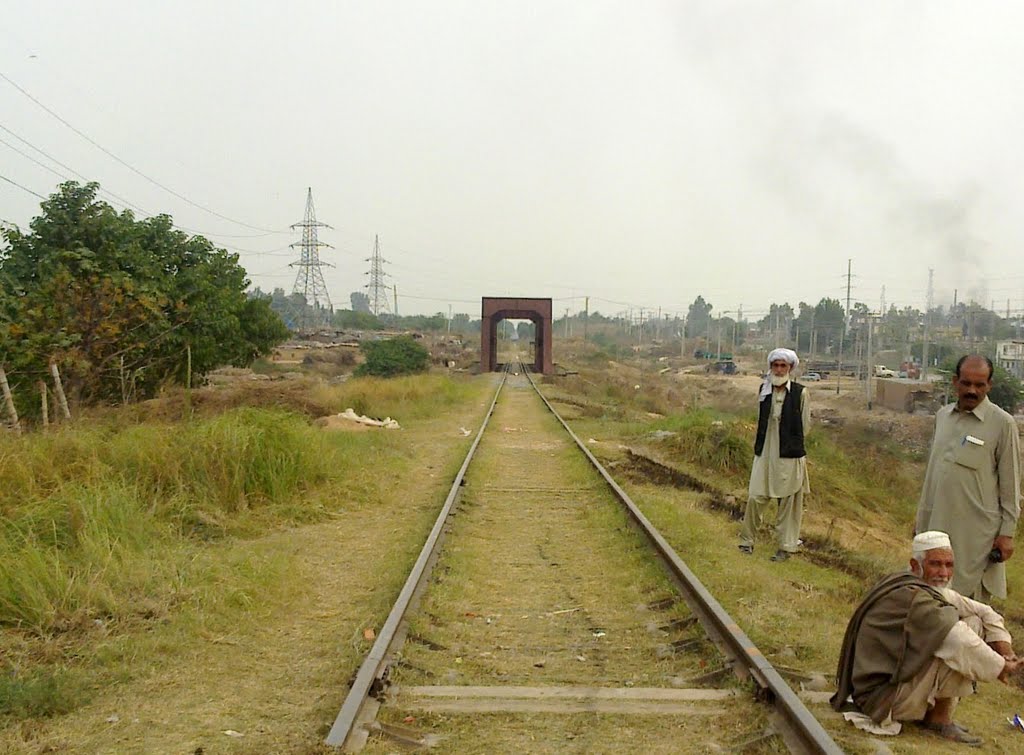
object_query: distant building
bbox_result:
[875,378,938,414]
[996,340,1024,380]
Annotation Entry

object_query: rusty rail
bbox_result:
[522,365,842,755]
[325,362,841,753]
[324,366,509,749]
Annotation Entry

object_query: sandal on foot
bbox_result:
[738,545,753,554]
[770,550,790,562]
[917,721,983,746]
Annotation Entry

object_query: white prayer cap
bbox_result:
[767,348,799,367]
[912,531,952,552]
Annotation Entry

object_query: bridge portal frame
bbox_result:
[480,297,553,374]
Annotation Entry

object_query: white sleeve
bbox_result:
[940,588,1013,644]
[934,621,1006,682]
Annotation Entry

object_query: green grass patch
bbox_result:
[0,667,86,719]
[651,410,753,474]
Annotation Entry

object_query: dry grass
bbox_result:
[535,364,1024,754]
[0,372,487,748]
[365,378,784,753]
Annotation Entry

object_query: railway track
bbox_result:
[325,363,842,753]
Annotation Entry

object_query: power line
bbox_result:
[0,124,293,258]
[0,69,287,235]
[0,172,46,200]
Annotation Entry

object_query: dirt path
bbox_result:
[0,380,495,755]
[364,374,757,754]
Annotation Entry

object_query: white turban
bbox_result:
[767,348,799,367]
[912,531,951,553]
[760,348,800,399]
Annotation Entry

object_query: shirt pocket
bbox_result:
[953,441,987,471]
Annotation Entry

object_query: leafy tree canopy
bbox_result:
[0,182,288,408]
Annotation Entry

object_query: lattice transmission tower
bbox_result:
[364,234,391,316]
[289,187,334,333]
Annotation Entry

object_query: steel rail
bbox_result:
[522,365,843,755]
[324,366,509,749]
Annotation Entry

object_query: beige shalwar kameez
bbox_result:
[889,589,1008,724]
[916,397,1021,600]
[845,585,1011,735]
[740,382,810,552]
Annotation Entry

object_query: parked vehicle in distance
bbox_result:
[803,372,822,382]
[708,360,737,375]
[874,365,898,378]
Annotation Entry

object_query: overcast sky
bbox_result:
[2,1,1023,320]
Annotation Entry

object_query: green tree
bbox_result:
[686,296,713,340]
[355,336,430,377]
[813,298,846,353]
[0,181,287,407]
[988,364,1023,413]
[333,309,383,330]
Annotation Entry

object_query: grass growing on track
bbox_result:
[0,373,477,722]
[539,368,1024,754]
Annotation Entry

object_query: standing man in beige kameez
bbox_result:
[916,355,1021,602]
[739,348,810,562]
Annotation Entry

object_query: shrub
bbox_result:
[355,336,430,378]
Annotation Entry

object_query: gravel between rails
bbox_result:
[368,374,764,754]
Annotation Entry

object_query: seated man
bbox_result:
[830,531,1022,746]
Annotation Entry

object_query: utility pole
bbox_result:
[809,310,816,362]
[583,296,589,342]
[565,308,570,338]
[681,316,687,358]
[638,309,645,346]
[880,285,886,320]
[922,268,933,381]
[393,285,398,316]
[447,304,452,334]
[836,259,852,395]
[289,187,334,333]
[865,314,874,408]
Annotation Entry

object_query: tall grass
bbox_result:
[0,408,339,638]
[638,408,921,521]
[645,410,754,474]
[324,373,475,419]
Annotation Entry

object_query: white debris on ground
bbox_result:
[323,408,401,430]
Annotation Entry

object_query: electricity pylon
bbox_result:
[289,187,334,332]
[364,234,391,316]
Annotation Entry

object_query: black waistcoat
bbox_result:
[754,382,805,458]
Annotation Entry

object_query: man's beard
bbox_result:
[771,374,789,387]
[914,567,951,589]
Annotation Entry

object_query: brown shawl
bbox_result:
[830,571,960,722]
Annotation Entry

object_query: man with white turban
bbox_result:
[738,348,810,561]
[831,531,1020,746]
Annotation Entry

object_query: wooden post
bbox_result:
[184,343,192,418]
[38,380,49,428]
[50,362,71,420]
[0,366,20,434]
